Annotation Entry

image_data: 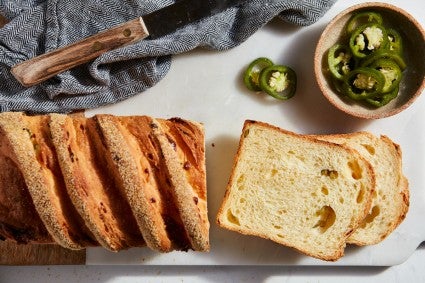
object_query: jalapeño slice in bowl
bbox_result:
[349,23,389,59]
[342,67,385,100]
[365,85,399,107]
[346,11,383,34]
[368,58,402,93]
[327,44,357,80]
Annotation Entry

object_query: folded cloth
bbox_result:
[0,0,336,113]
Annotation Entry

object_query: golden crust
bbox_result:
[49,114,145,251]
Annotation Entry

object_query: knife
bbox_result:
[11,0,246,87]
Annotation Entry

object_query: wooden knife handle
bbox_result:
[11,17,149,87]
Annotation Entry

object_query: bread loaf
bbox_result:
[0,112,209,252]
[314,132,409,245]
[216,120,375,261]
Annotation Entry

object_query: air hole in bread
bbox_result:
[339,197,344,204]
[277,234,284,238]
[237,174,245,190]
[356,184,366,203]
[270,168,278,177]
[239,198,246,204]
[226,209,240,226]
[313,206,336,233]
[348,160,362,180]
[243,129,250,138]
[277,209,287,215]
[273,225,282,230]
[321,186,329,195]
[361,144,376,155]
[361,205,380,227]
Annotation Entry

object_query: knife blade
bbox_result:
[11,0,246,87]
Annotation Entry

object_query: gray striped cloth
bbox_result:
[0,0,336,113]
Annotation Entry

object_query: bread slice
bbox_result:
[155,118,209,251]
[96,115,209,252]
[0,113,52,244]
[216,120,375,261]
[95,114,173,252]
[0,112,97,249]
[48,113,145,251]
[314,132,409,245]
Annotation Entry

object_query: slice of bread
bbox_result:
[154,118,210,252]
[5,112,97,249]
[0,113,52,244]
[96,115,210,252]
[48,114,145,251]
[216,120,375,261]
[314,132,409,245]
[95,114,173,252]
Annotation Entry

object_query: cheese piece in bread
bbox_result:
[315,132,409,245]
[49,114,145,251]
[216,120,375,261]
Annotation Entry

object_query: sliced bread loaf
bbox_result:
[315,132,409,245]
[216,120,375,261]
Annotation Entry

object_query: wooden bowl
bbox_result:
[314,2,425,119]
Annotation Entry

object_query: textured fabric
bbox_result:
[0,0,336,113]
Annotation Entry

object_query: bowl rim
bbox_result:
[314,2,425,119]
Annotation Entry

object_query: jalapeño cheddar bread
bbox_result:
[0,112,209,252]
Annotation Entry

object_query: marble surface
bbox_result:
[0,243,424,282]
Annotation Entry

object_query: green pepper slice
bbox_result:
[386,28,403,55]
[349,23,389,59]
[259,65,297,100]
[360,50,407,70]
[368,58,402,93]
[346,11,383,34]
[243,57,274,91]
[365,86,399,107]
[342,67,385,100]
[327,44,356,80]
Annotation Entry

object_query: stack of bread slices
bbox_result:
[216,120,409,261]
[0,112,209,252]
